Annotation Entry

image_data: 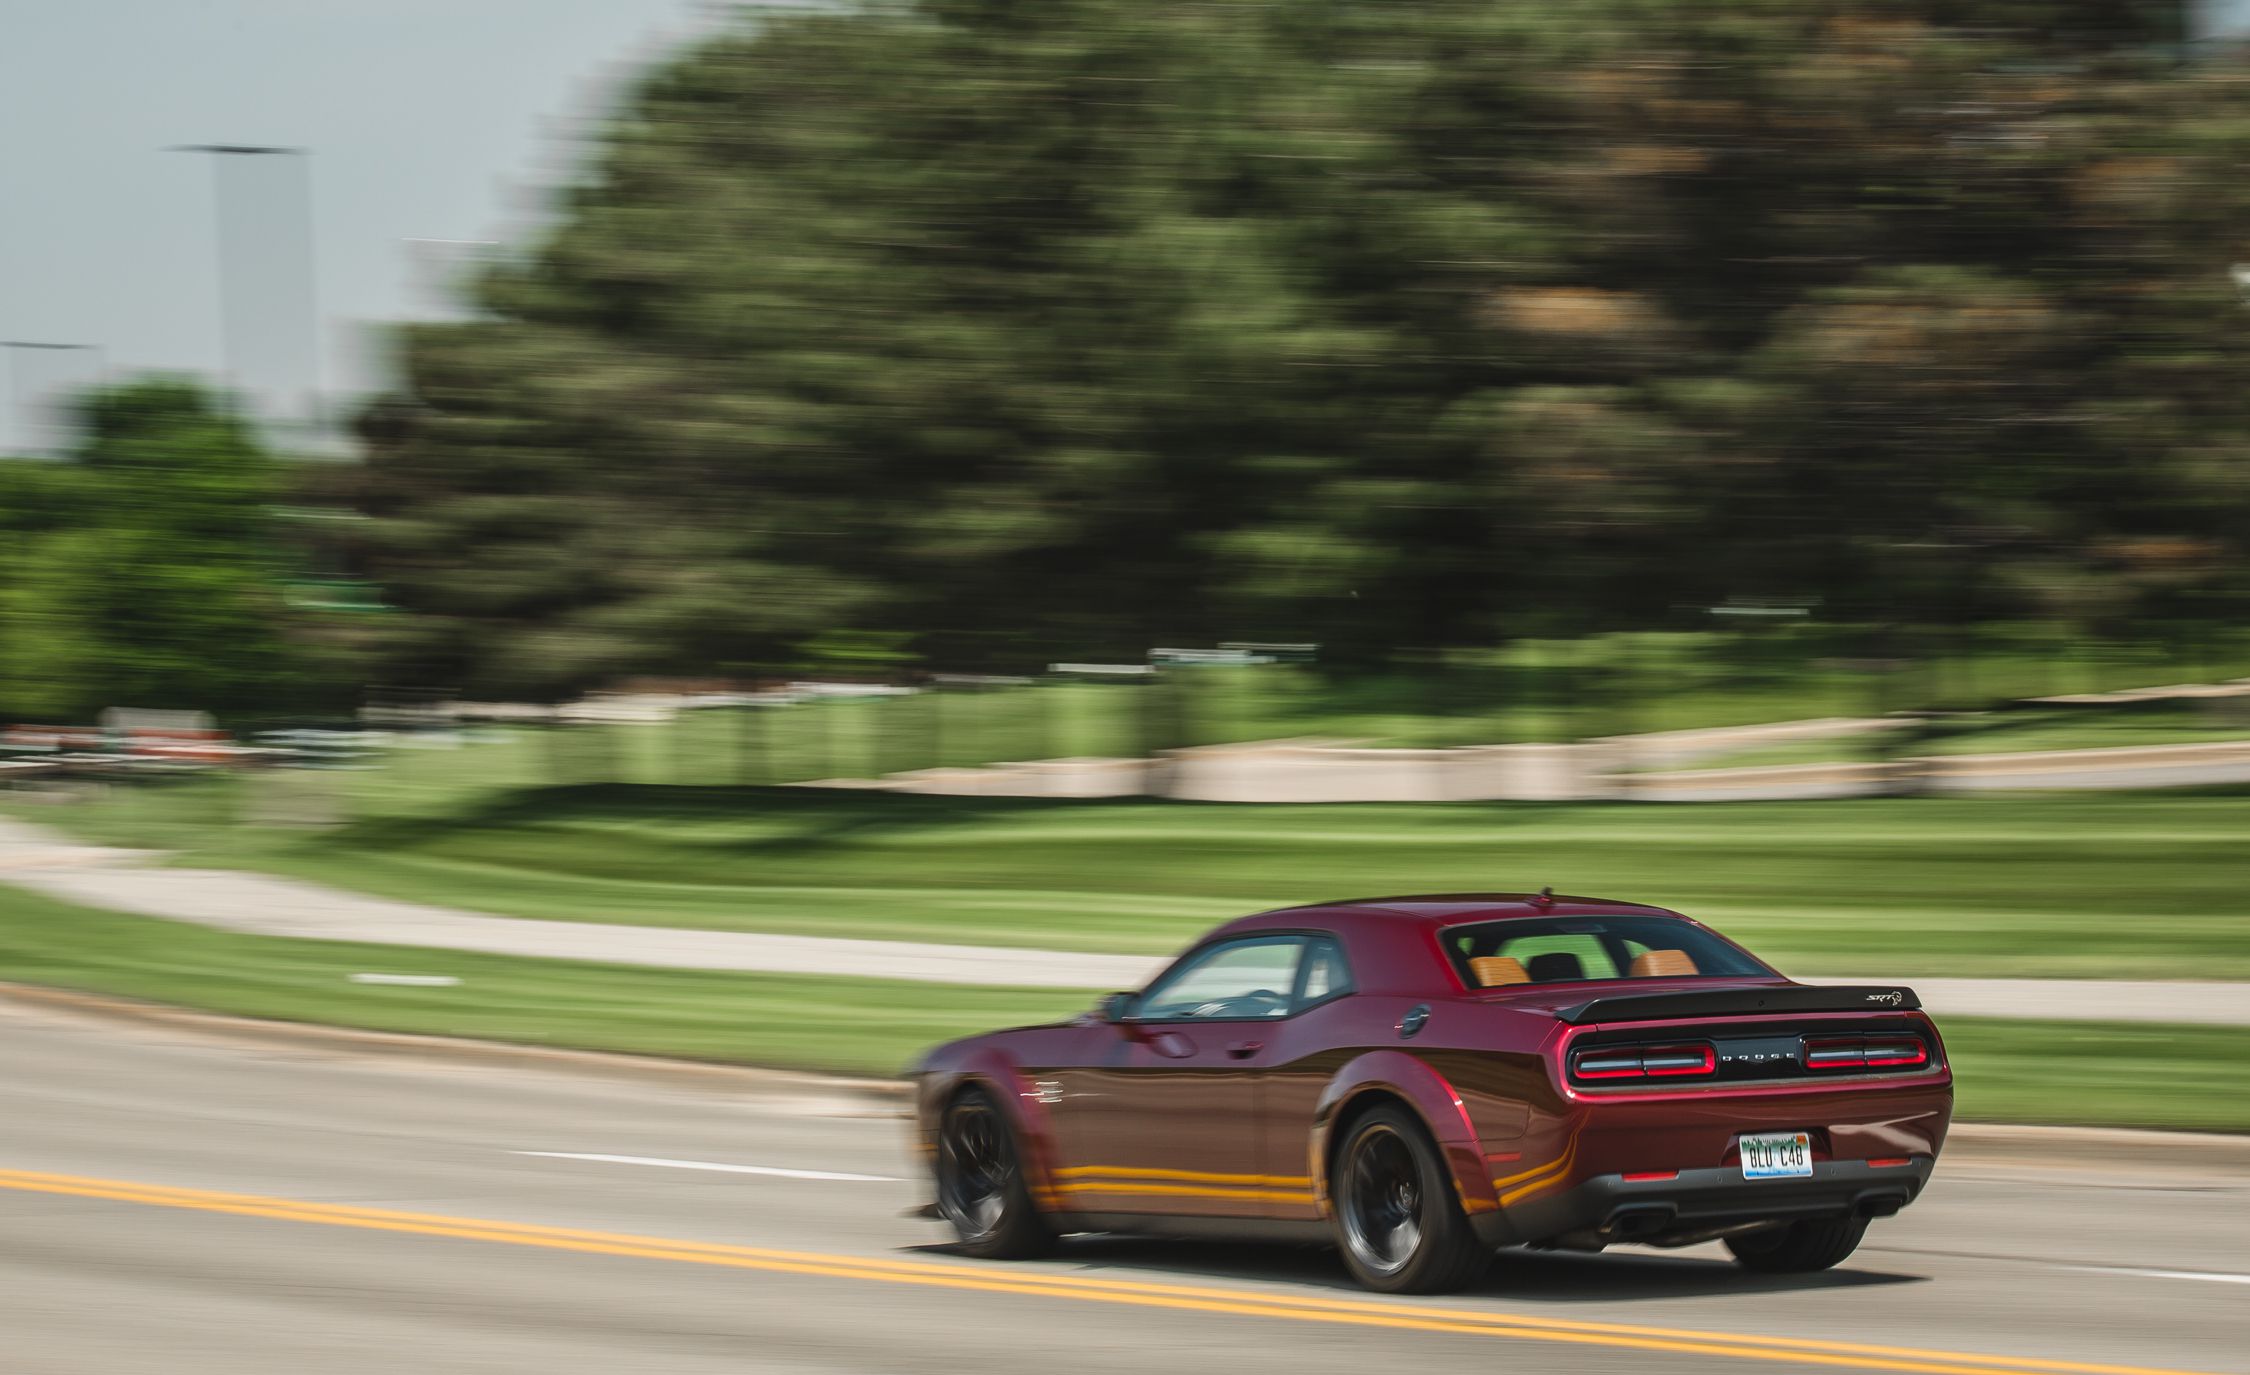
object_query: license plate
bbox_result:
[1740,1130,1814,1179]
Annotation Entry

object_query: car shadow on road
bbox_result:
[1479,1247,1926,1301]
[909,1236,1926,1301]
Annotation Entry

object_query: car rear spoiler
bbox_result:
[1554,984,1921,1025]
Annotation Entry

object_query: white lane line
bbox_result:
[2068,1264,2250,1286]
[511,1151,900,1183]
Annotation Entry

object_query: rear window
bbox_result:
[1443,915,1772,989]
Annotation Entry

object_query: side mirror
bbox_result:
[1094,991,1135,1023]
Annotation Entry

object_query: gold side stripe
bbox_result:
[1488,1145,1571,1190]
[1497,1140,1579,1206]
[1055,1181,1317,1204]
[1052,1165,1313,1187]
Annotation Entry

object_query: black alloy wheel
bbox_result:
[934,1086,1051,1259]
[1332,1104,1488,1293]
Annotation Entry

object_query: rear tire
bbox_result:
[1725,1216,1868,1273]
[934,1086,1052,1260]
[1330,1104,1488,1293]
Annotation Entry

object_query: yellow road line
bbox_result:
[0,1168,2222,1375]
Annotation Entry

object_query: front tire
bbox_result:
[1725,1216,1868,1273]
[934,1086,1052,1259]
[1331,1104,1488,1293]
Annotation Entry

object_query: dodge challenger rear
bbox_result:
[915,895,1953,1292]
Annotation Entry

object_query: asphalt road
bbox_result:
[4,1004,2244,1375]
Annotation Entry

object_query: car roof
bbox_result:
[1213,893,1685,939]
[1177,894,1706,996]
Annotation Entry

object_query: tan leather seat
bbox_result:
[1627,948,1698,978]
[1470,955,1531,987]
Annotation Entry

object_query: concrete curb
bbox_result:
[8,980,2248,1172]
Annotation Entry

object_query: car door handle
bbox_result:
[1149,1031,1198,1059]
[1225,1040,1264,1059]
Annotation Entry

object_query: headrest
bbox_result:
[1627,948,1699,978]
[1469,955,1530,987]
[1525,951,1587,982]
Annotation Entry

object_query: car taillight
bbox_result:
[1573,1050,1647,1079]
[1801,1036,1929,1071]
[1643,1045,1718,1076]
[1571,1042,1715,1081]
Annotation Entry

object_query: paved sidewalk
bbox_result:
[0,817,1164,989]
[2,816,2244,1022]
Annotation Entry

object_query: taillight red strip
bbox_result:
[1574,1053,1647,1079]
[1863,1042,1929,1068]
[1804,1042,1867,1067]
[1803,1036,1928,1071]
[1571,1042,1716,1081]
[1642,1044,1717,1077]
[1867,1157,1913,1168]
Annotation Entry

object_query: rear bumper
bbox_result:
[1473,1155,1936,1250]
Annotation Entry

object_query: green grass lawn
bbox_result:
[1940,1018,2250,1134]
[16,782,2249,980]
[0,885,2241,1130]
[0,883,1081,1076]
[1643,700,2250,773]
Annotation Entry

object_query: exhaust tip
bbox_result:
[1855,1191,1909,1218]
[1603,1203,1678,1239]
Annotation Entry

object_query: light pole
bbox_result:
[169,144,320,433]
[0,341,103,456]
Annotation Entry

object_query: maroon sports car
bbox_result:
[914,892,1952,1292]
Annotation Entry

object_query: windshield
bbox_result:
[1442,915,1773,989]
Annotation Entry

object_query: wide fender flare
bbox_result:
[919,1046,1065,1209]
[1311,1050,1501,1216]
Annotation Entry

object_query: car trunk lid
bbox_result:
[1550,981,1920,1025]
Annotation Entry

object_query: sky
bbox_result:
[0,0,735,447]
[2201,0,2250,41]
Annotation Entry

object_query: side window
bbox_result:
[1136,937,1305,1020]
[1297,936,1353,1008]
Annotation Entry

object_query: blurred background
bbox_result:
[2,0,2248,1130]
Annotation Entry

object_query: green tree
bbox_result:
[355,1,2250,695]
[0,380,313,721]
